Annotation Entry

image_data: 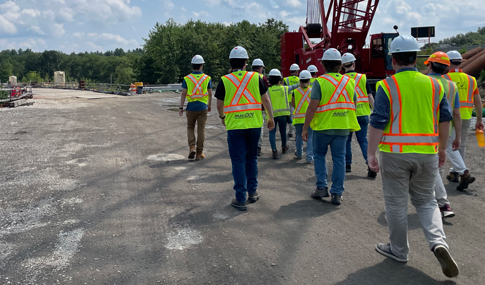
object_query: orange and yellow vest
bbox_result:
[292,86,312,125]
[443,69,477,120]
[310,73,360,132]
[184,73,211,104]
[344,72,371,116]
[377,71,444,154]
[221,71,263,130]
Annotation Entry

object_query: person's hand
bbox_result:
[452,137,461,151]
[368,154,380,173]
[476,121,485,131]
[221,118,226,126]
[438,150,446,168]
[267,118,275,131]
[208,106,212,112]
[179,109,184,116]
[302,129,308,141]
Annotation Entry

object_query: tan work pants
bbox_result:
[380,152,448,259]
[186,110,208,151]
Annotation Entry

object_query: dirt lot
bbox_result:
[0,88,484,285]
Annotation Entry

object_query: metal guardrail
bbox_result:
[0,86,33,104]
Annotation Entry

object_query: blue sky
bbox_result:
[0,0,483,53]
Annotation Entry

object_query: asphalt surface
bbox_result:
[0,88,484,285]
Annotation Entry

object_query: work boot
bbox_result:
[257,147,262,156]
[433,245,459,278]
[272,150,278,159]
[446,172,459,182]
[248,191,260,203]
[195,150,205,161]
[282,145,289,154]
[188,146,196,159]
[367,167,377,178]
[230,198,247,211]
[287,133,293,138]
[331,194,342,205]
[346,164,351,173]
[457,170,475,191]
[311,187,329,199]
[439,204,455,218]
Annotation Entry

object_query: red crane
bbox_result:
[281,0,398,81]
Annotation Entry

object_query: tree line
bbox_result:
[0,18,288,85]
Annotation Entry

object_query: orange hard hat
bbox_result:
[424,52,450,66]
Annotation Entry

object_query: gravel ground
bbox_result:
[0,88,484,285]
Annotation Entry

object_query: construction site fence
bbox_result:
[0,86,33,103]
[30,82,182,95]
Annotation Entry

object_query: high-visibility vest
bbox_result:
[344,72,371,116]
[268,85,291,117]
[377,72,444,154]
[221,71,263,130]
[184,73,211,104]
[430,74,458,133]
[443,69,477,120]
[285,75,299,96]
[310,73,360,132]
[310,77,317,87]
[293,86,311,125]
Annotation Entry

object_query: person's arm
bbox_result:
[291,94,295,108]
[261,93,275,131]
[302,99,319,141]
[367,85,391,172]
[214,81,226,126]
[452,106,462,151]
[474,92,484,130]
[367,126,384,173]
[207,89,213,112]
[368,93,375,109]
[438,94,452,167]
[217,99,225,126]
[287,84,299,92]
[179,89,187,116]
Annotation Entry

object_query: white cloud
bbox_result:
[193,11,210,18]
[285,0,302,8]
[0,15,17,34]
[280,11,291,18]
[28,26,45,35]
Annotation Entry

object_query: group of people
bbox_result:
[178,35,483,278]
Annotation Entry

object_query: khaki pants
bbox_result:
[380,152,448,259]
[186,110,208,151]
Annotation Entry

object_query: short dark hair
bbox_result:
[310,72,316,76]
[392,52,417,66]
[430,62,448,74]
[300,79,310,84]
[450,60,462,65]
[230,59,247,70]
[192,64,202,70]
[269,76,282,86]
[322,60,342,73]
[252,66,262,71]
[343,63,353,69]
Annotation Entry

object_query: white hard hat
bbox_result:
[229,46,249,59]
[290,63,300,71]
[252,58,264,67]
[388,35,420,54]
[447,50,463,61]
[320,48,341,61]
[191,55,205,64]
[299,70,312,80]
[307,65,318,73]
[341,53,356,64]
[268,69,282,77]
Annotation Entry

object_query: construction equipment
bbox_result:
[281,0,399,81]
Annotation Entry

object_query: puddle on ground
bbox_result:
[147,153,185,162]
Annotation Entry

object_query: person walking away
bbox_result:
[443,50,484,183]
[267,69,300,158]
[215,46,275,211]
[425,52,473,217]
[179,55,212,161]
[307,65,319,87]
[341,52,376,177]
[302,48,360,206]
[291,70,314,163]
[252,59,269,157]
[367,35,459,278]
[285,63,300,139]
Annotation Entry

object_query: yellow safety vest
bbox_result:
[221,71,263,130]
[268,85,291,117]
[184,73,211,104]
[293,87,312,125]
[430,74,458,133]
[344,72,371,116]
[310,77,317,87]
[443,69,477,120]
[377,72,444,154]
[310,73,360,132]
[285,75,299,96]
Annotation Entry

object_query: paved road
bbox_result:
[0,89,483,284]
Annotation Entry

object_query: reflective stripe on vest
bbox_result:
[186,74,209,99]
[294,87,311,119]
[315,75,354,113]
[380,76,441,153]
[353,74,368,102]
[223,72,259,113]
[443,71,474,108]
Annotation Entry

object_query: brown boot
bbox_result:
[457,169,475,191]
[188,146,196,159]
[195,150,205,161]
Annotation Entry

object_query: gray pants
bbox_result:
[381,152,448,259]
[288,106,295,135]
[435,167,448,208]
[458,119,470,164]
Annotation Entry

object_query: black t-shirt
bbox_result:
[214,72,268,101]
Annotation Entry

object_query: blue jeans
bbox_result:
[346,115,369,165]
[294,124,314,162]
[313,132,347,196]
[227,128,261,203]
[269,116,288,151]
